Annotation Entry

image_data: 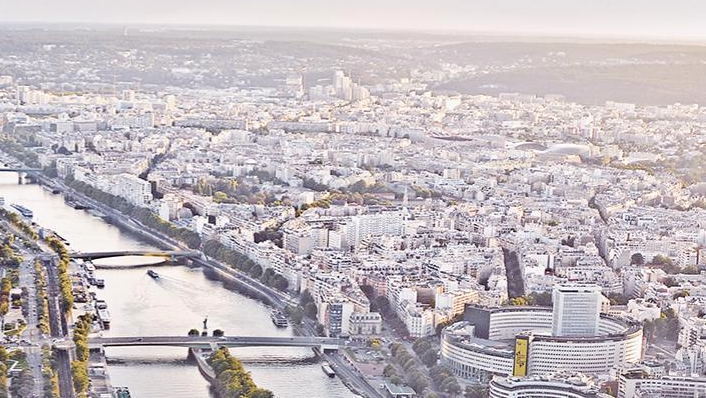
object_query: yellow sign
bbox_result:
[513,338,528,376]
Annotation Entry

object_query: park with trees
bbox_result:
[207,347,273,398]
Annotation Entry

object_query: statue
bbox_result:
[203,316,208,330]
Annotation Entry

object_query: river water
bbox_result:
[0,173,355,398]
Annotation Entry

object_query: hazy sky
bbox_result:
[1,0,705,40]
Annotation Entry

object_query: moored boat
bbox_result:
[98,309,111,328]
[270,310,288,328]
[321,362,335,377]
[10,203,33,218]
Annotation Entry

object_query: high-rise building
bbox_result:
[552,284,602,337]
[332,70,367,101]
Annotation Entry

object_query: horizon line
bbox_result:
[0,20,705,46]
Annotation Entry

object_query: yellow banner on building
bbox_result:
[513,337,528,376]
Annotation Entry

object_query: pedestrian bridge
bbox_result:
[88,335,344,351]
[70,250,201,261]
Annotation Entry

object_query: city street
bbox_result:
[19,257,45,398]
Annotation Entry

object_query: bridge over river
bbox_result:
[69,250,201,261]
[88,335,344,351]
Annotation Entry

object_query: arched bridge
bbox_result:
[69,250,201,261]
[88,335,344,351]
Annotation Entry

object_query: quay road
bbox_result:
[18,258,45,398]
[1,218,74,397]
[44,255,75,398]
[324,352,384,398]
[88,335,344,349]
[298,315,385,398]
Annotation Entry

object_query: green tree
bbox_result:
[383,364,397,377]
[421,349,438,368]
[465,385,489,398]
[304,302,318,320]
[247,390,274,398]
[71,361,89,395]
[631,253,645,266]
[406,371,428,394]
[213,191,229,203]
[509,296,528,306]
[208,348,272,397]
[412,339,431,355]
[285,306,304,325]
[441,376,461,394]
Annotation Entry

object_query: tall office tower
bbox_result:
[16,85,30,105]
[552,284,602,337]
[333,70,345,92]
[333,70,353,100]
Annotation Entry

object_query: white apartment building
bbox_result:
[345,210,404,249]
[436,289,481,317]
[349,312,382,338]
[619,368,706,398]
[405,304,435,338]
[114,173,153,207]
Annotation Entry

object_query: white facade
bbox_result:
[441,307,643,382]
[114,173,153,207]
[552,284,602,337]
[436,289,481,317]
[490,373,611,398]
[405,305,435,338]
[619,371,706,398]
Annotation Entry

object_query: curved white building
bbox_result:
[441,306,643,382]
[489,372,613,398]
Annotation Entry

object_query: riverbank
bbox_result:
[1,170,359,398]
[190,348,216,383]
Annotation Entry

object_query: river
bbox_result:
[0,173,355,398]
